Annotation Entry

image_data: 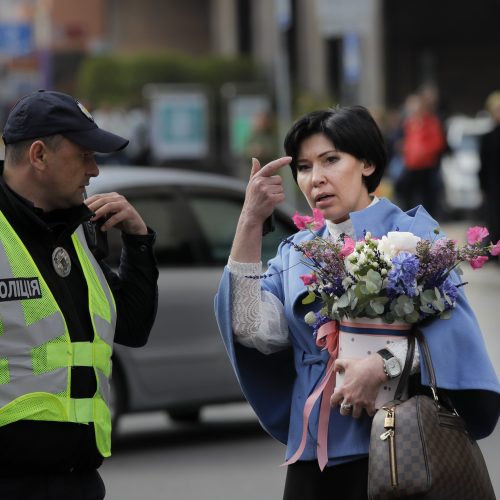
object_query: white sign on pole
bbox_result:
[343,32,362,84]
[275,0,292,31]
[147,88,210,161]
[315,0,373,36]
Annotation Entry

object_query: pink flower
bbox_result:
[312,208,325,229]
[300,273,317,286]
[339,236,355,257]
[292,212,307,230]
[466,226,489,245]
[292,209,325,231]
[490,240,500,256]
[469,256,488,269]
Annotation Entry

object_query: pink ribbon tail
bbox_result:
[317,358,337,470]
[283,321,339,471]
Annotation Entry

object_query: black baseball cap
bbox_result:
[2,90,129,153]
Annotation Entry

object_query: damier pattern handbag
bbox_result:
[368,329,496,499]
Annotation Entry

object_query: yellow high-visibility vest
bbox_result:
[0,211,116,456]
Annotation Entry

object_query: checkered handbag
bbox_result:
[368,330,495,499]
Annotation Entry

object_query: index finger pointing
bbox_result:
[258,156,292,177]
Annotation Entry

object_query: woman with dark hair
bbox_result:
[215,106,499,500]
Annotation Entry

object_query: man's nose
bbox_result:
[88,157,99,177]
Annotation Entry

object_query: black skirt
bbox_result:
[283,457,369,500]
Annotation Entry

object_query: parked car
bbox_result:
[86,166,296,428]
[441,114,493,217]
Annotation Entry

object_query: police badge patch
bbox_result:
[52,247,71,278]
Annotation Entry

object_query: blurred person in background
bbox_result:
[418,83,451,220]
[0,90,158,500]
[395,93,446,218]
[215,105,500,500]
[479,90,500,260]
[381,107,405,187]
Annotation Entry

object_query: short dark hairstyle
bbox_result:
[5,135,64,165]
[283,105,387,193]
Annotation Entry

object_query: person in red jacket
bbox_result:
[395,93,446,217]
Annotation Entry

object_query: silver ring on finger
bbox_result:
[340,402,353,412]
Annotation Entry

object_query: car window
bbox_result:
[261,213,295,264]
[187,195,241,265]
[188,194,295,265]
[104,195,202,267]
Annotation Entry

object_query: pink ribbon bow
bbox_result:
[284,320,339,471]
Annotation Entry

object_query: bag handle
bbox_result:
[394,328,441,405]
[393,334,415,400]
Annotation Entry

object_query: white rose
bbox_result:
[377,231,421,258]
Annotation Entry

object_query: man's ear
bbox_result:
[28,140,48,170]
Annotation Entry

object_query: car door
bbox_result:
[106,185,225,410]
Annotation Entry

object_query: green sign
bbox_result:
[149,90,209,160]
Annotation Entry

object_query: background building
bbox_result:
[3,0,500,115]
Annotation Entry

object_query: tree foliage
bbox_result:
[77,52,261,107]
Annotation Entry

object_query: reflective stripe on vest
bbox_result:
[0,212,116,457]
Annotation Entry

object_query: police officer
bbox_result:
[0,90,159,499]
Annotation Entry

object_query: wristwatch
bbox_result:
[377,349,402,379]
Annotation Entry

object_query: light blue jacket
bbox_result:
[215,198,500,464]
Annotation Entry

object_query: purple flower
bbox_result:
[323,277,346,298]
[310,311,331,336]
[438,277,459,310]
[387,251,420,297]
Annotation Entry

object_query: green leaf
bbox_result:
[420,304,434,314]
[420,289,436,304]
[405,310,419,323]
[364,306,378,318]
[367,269,382,286]
[370,300,385,315]
[365,280,378,294]
[336,293,350,308]
[397,295,414,314]
[440,310,452,320]
[433,298,445,312]
[302,292,316,305]
[384,312,395,323]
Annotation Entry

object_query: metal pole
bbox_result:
[274,0,297,208]
[35,0,53,89]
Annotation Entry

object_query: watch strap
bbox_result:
[377,348,394,361]
[378,348,399,379]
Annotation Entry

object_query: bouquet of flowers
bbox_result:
[291,209,500,333]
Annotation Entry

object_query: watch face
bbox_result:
[386,358,401,377]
